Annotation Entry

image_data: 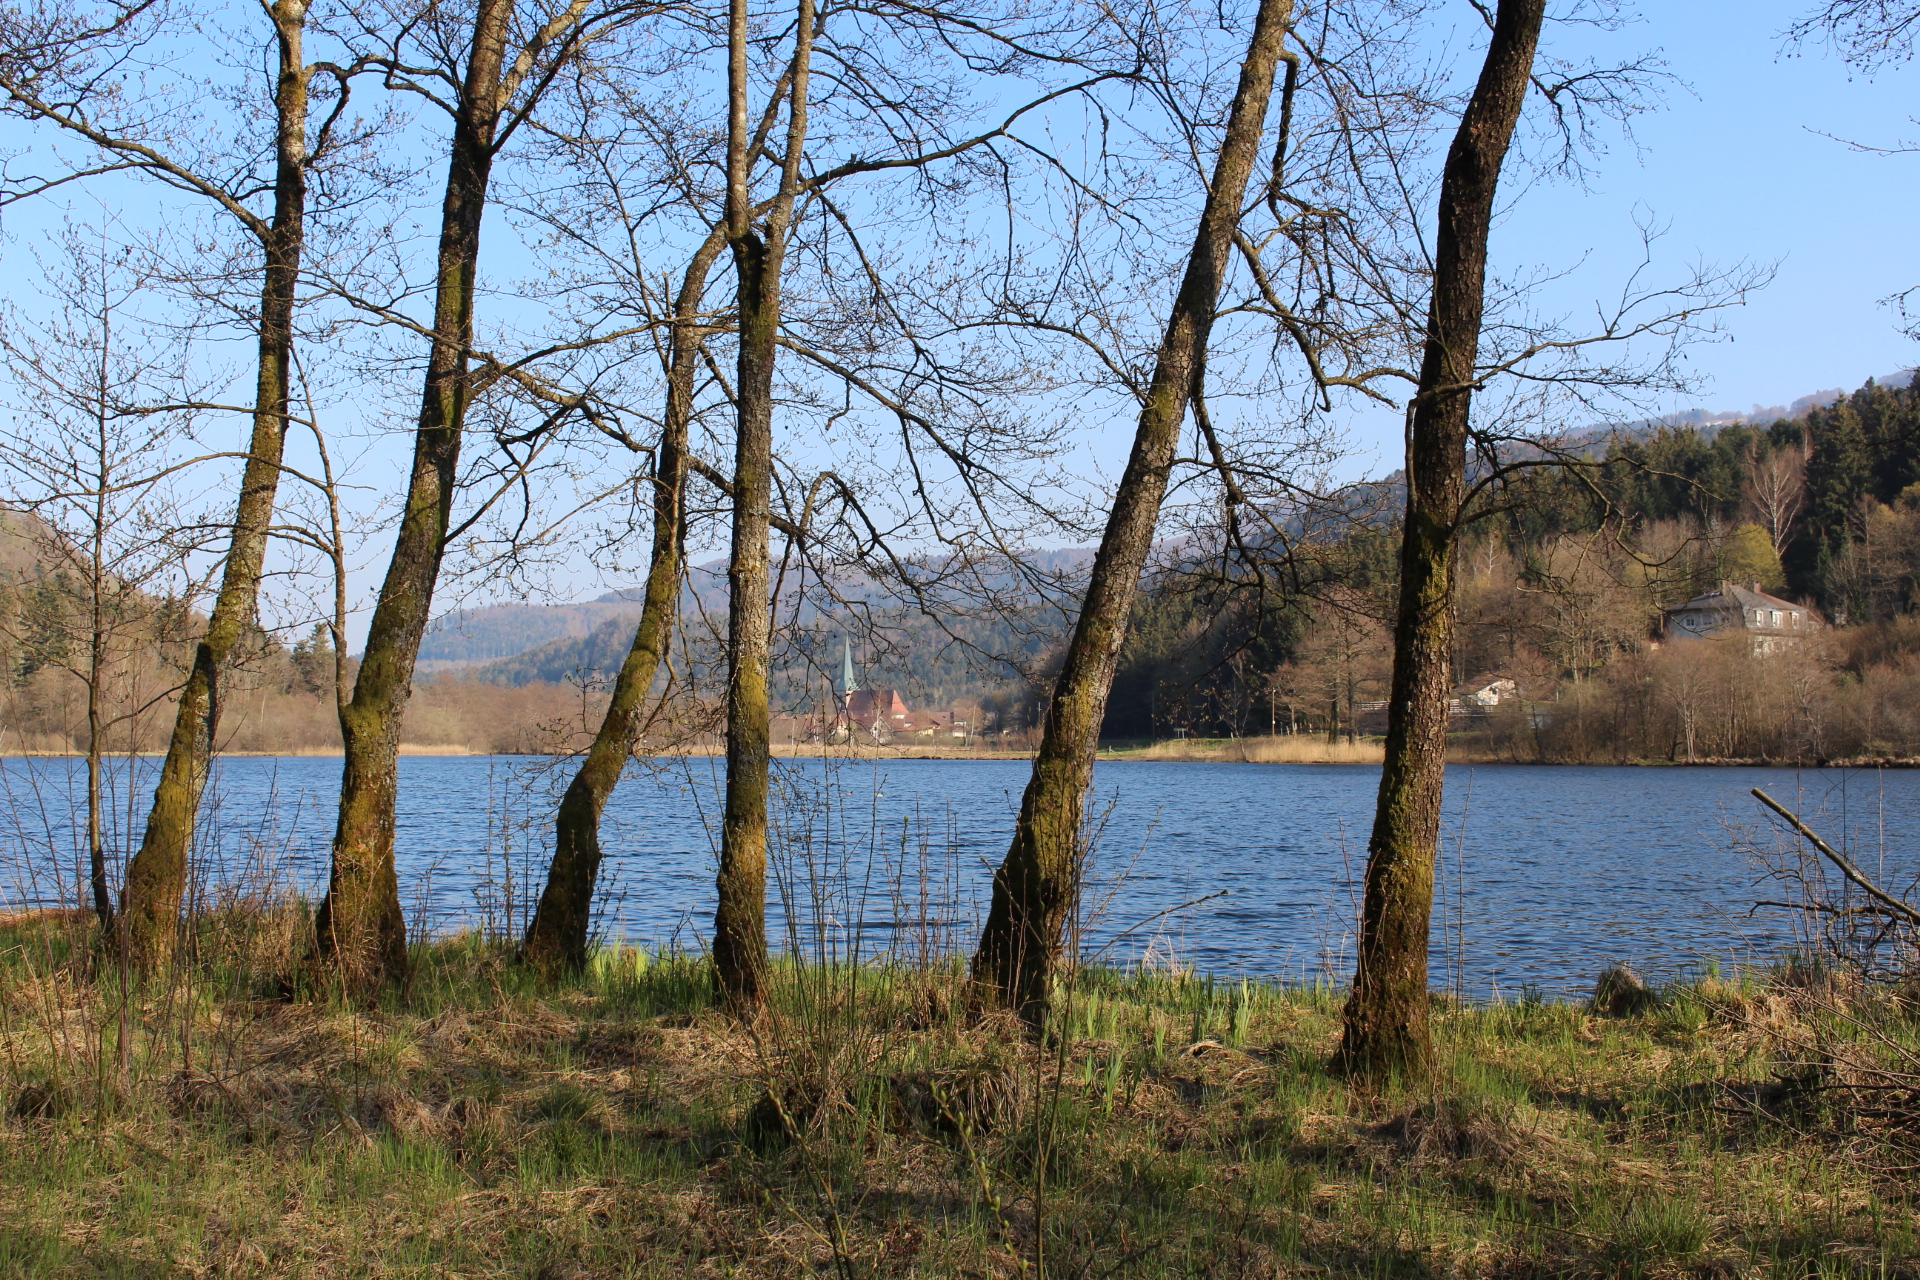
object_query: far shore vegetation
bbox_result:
[22,732,1920,768]
[23,377,1920,770]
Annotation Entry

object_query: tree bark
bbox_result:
[120,1,311,964]
[313,0,512,992]
[713,226,775,1010]
[522,237,720,974]
[1335,0,1542,1080]
[969,0,1293,1025]
[86,608,110,931]
[711,0,813,1011]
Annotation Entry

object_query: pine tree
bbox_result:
[1792,402,1871,610]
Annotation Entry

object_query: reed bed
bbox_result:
[1105,736,1386,765]
[0,907,1915,1278]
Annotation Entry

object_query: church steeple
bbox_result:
[840,637,860,696]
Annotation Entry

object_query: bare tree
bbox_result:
[1792,1,1920,69]
[1294,585,1390,745]
[508,0,1137,983]
[520,241,717,975]
[1318,2,1756,1074]
[1743,441,1805,558]
[706,0,819,1009]
[0,223,211,931]
[1335,0,1543,1078]
[970,0,1295,1024]
[313,0,671,991]
[0,0,392,962]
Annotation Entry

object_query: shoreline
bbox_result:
[10,743,1920,767]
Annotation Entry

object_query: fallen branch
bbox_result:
[1751,789,1920,929]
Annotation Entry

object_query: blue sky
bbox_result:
[1495,1,1918,416]
[7,0,1919,632]
[1098,0,1920,487]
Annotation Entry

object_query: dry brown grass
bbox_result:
[1,915,1917,1278]
[1104,735,1385,764]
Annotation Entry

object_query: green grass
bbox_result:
[0,915,1916,1278]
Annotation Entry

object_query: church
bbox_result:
[835,639,912,737]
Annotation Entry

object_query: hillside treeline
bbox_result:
[0,596,589,756]
[14,376,1920,762]
[1113,375,1920,760]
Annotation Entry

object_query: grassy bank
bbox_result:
[2,914,1916,1278]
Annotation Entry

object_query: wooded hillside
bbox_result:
[11,373,1920,761]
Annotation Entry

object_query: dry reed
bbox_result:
[1106,735,1385,765]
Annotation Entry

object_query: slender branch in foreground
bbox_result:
[1751,788,1920,929]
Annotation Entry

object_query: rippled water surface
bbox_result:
[5,755,1915,996]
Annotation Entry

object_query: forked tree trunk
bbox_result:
[1335,0,1542,1079]
[970,0,1293,1025]
[313,0,513,992]
[120,2,311,964]
[711,0,814,1011]
[522,238,720,974]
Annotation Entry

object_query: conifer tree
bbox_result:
[1795,401,1871,613]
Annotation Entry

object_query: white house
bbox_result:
[1661,582,1819,654]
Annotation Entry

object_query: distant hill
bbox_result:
[407,369,1920,676]
[469,612,645,686]
[417,594,647,666]
[0,509,49,578]
[414,549,1093,680]
[1628,368,1915,438]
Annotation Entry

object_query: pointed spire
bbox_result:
[840,636,860,695]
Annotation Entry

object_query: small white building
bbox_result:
[1661,582,1819,654]
[1447,676,1517,716]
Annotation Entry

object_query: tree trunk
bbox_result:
[1335,0,1542,1080]
[522,238,719,974]
[87,639,110,931]
[970,0,1293,1025]
[120,3,310,964]
[713,227,775,1010]
[313,0,510,992]
[712,0,814,1011]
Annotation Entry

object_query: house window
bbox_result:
[1770,609,1781,627]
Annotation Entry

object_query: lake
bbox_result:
[3,755,1912,998]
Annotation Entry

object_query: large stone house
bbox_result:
[1661,582,1820,654]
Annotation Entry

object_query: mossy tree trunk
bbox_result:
[970,0,1294,1025]
[712,0,815,1011]
[314,0,516,993]
[522,236,721,974]
[120,1,312,964]
[1335,0,1542,1080]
